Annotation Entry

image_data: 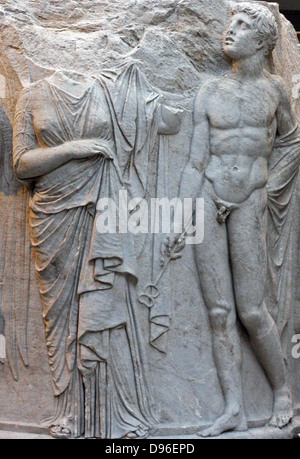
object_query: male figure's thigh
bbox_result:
[195,181,235,312]
[227,187,268,309]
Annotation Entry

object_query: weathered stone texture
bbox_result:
[0,0,298,437]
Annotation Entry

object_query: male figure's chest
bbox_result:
[207,80,278,130]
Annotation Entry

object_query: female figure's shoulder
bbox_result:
[17,79,47,106]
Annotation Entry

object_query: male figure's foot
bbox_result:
[50,418,73,439]
[197,402,248,438]
[269,386,293,429]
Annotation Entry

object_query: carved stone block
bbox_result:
[0,0,299,439]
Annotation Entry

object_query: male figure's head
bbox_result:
[223,2,278,62]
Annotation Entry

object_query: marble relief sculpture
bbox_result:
[13,65,180,439]
[163,2,300,437]
[0,0,297,440]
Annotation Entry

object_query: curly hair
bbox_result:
[231,2,278,54]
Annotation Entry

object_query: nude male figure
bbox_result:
[163,3,295,437]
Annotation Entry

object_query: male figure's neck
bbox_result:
[232,53,265,82]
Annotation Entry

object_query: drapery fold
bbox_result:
[266,125,300,339]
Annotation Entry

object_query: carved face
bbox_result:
[223,12,263,61]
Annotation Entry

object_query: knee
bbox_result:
[239,307,263,332]
[209,302,232,331]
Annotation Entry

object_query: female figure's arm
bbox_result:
[13,89,113,181]
[157,105,183,136]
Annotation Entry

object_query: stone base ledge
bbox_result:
[0,417,299,440]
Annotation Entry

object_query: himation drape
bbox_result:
[13,64,162,438]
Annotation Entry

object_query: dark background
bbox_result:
[267,0,300,31]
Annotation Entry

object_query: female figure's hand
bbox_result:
[70,138,114,160]
[15,138,114,180]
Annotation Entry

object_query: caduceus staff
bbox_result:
[139,132,190,311]
[138,225,189,309]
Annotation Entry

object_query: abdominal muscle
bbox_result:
[205,154,269,204]
[204,126,273,204]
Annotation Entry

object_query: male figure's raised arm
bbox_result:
[269,77,300,186]
[275,77,298,137]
